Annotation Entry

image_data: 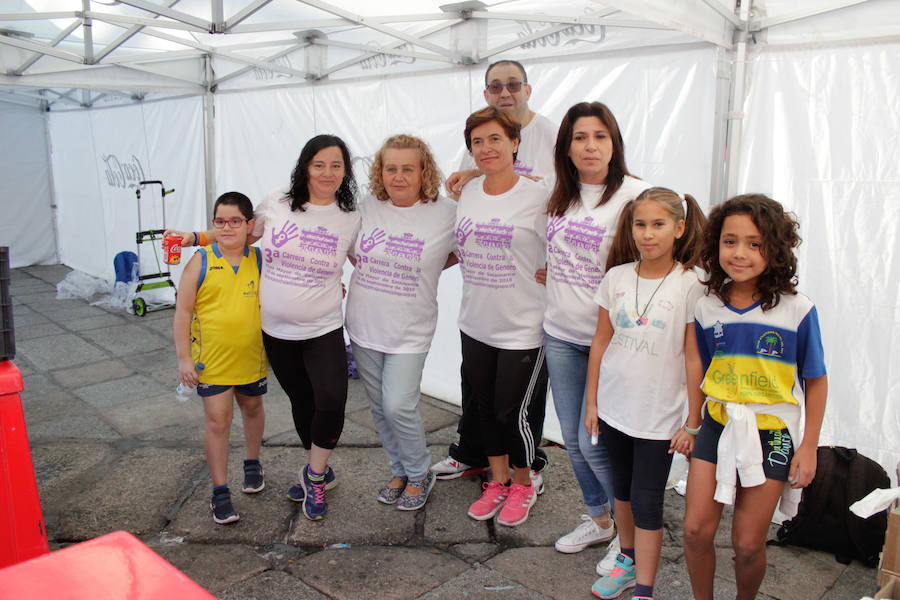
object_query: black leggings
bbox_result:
[460,332,544,470]
[599,419,673,530]
[262,328,347,450]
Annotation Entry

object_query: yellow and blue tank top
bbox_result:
[190,243,266,385]
[694,293,826,430]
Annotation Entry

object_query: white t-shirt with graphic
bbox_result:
[253,189,361,340]
[544,176,653,346]
[460,113,557,189]
[456,176,549,350]
[346,194,457,354]
[593,262,704,440]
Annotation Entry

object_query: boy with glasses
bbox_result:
[173,191,268,524]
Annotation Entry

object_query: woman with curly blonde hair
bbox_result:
[345,134,458,511]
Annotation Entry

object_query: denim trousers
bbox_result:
[544,332,615,517]
[351,342,430,481]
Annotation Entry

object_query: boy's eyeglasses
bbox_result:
[212,217,247,228]
[485,81,524,95]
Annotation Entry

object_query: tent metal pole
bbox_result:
[724,0,751,198]
[708,46,731,207]
[43,102,62,264]
[203,55,216,223]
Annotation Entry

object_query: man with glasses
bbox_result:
[446,59,558,195]
[434,59,555,490]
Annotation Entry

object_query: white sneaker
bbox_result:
[530,469,545,495]
[596,535,621,575]
[555,515,615,553]
[430,456,488,480]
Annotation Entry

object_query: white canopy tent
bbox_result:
[1,0,898,474]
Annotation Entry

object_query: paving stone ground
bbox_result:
[9,264,881,599]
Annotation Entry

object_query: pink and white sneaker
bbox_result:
[467,480,509,520]
[497,482,536,526]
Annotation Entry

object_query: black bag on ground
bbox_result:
[772,446,889,566]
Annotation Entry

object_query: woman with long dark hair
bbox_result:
[542,102,651,572]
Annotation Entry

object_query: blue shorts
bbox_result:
[692,409,794,482]
[197,377,267,398]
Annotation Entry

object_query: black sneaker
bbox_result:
[242,460,265,493]
[210,488,240,524]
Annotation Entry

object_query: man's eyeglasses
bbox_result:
[485,81,525,95]
[212,217,247,228]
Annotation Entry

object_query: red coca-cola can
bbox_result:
[162,234,183,265]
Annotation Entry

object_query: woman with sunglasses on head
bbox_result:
[170,134,361,522]
[345,134,457,511]
[456,106,549,527]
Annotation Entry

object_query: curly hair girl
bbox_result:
[700,194,801,311]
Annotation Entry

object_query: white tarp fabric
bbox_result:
[738,40,900,470]
[47,97,207,282]
[0,104,56,268]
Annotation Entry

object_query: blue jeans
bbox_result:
[545,333,615,517]
[351,342,430,481]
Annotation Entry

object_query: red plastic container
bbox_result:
[0,360,48,568]
[0,530,216,599]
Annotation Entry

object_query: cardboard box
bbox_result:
[878,463,900,589]
[875,576,899,600]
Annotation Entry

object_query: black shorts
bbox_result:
[197,377,268,398]
[692,408,794,482]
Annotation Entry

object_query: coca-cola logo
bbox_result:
[101,154,146,189]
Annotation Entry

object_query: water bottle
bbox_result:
[175,362,205,402]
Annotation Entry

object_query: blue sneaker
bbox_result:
[287,465,337,501]
[591,553,636,598]
[290,465,328,521]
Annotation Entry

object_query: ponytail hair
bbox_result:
[604,187,707,272]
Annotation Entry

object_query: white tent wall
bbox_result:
[46,97,207,282]
[738,39,900,472]
[212,47,718,432]
[0,103,56,268]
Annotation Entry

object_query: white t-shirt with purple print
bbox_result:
[544,176,652,346]
[253,189,361,341]
[456,176,549,350]
[345,194,457,354]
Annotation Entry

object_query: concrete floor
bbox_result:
[8,264,879,599]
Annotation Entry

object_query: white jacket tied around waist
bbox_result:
[713,400,803,518]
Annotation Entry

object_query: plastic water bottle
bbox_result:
[175,363,205,402]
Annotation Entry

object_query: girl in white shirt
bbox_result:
[585,187,707,600]
[345,135,457,511]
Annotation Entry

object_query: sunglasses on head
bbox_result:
[485,81,525,95]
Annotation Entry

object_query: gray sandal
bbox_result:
[397,471,436,511]
[377,476,407,505]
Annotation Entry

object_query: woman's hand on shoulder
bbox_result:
[534,268,547,286]
[445,168,480,199]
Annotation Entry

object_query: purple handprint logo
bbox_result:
[359,228,386,254]
[271,221,299,248]
[456,218,474,248]
[547,216,567,242]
